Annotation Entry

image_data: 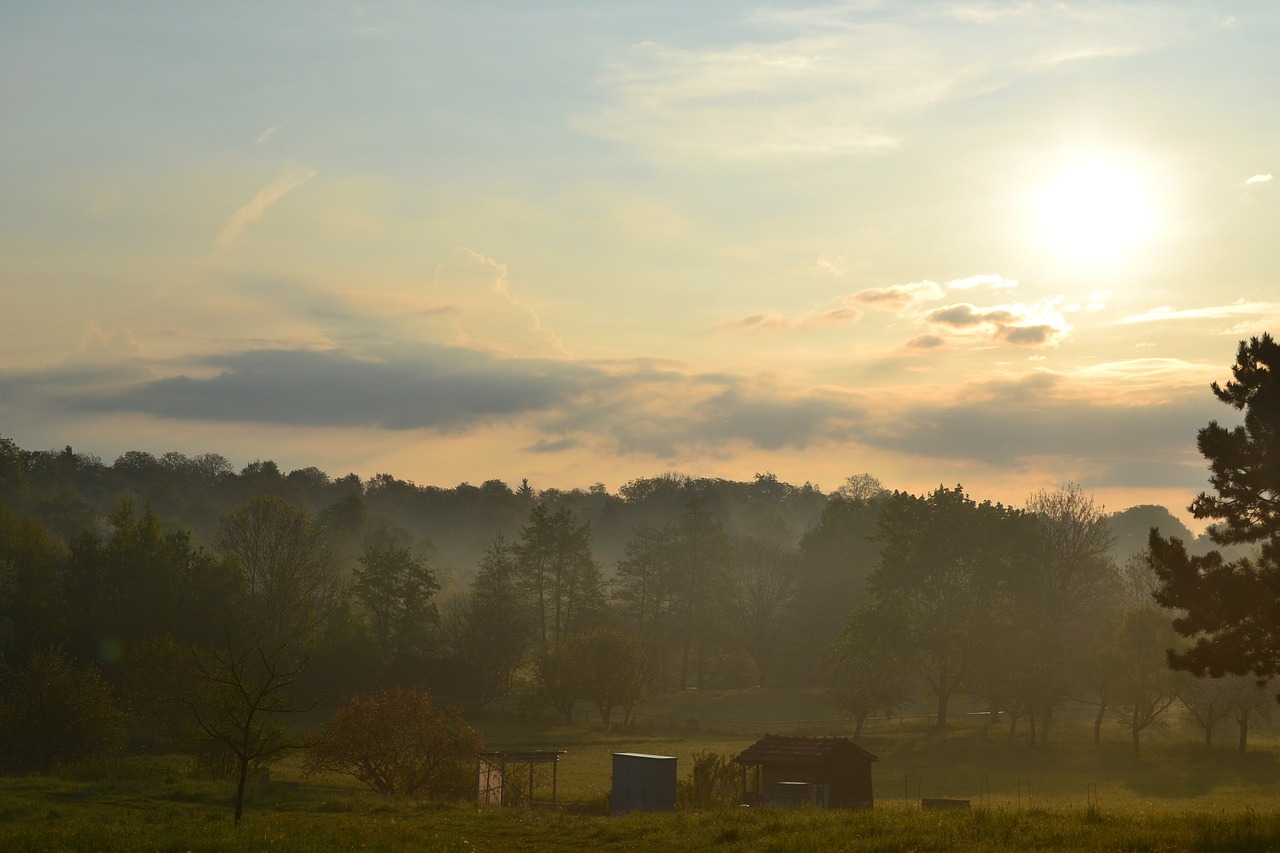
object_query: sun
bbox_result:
[1037,154,1156,267]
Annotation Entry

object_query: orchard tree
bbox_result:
[1152,334,1280,694]
[1109,606,1181,758]
[188,636,314,825]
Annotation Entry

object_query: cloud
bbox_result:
[853,280,945,310]
[1118,301,1280,326]
[433,247,570,357]
[216,161,317,249]
[865,367,1222,479]
[583,3,1190,161]
[922,300,1070,347]
[945,274,1018,291]
[850,274,1011,312]
[75,345,599,432]
[24,342,868,461]
[905,334,946,350]
[1246,173,1273,185]
[254,125,280,145]
[717,273,1024,334]
[714,304,862,333]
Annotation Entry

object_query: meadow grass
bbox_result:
[5,688,1280,851]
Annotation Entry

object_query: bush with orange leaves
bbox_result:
[305,686,482,798]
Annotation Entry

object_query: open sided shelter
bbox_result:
[734,734,877,809]
[477,750,565,807]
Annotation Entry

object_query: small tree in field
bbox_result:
[189,636,313,825]
[306,687,481,798]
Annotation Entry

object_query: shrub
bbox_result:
[677,751,740,810]
[305,686,482,798]
[0,648,125,773]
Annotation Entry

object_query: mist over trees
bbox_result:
[0,355,1262,786]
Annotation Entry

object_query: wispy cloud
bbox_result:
[1118,301,1280,325]
[254,125,280,145]
[584,4,1190,161]
[853,281,946,310]
[715,305,862,333]
[216,161,316,250]
[433,247,571,358]
[1246,173,1273,185]
[717,273,1023,333]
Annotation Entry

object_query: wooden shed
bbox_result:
[734,734,878,809]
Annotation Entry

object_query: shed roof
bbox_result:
[734,734,878,766]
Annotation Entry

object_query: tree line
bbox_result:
[3,334,1280,807]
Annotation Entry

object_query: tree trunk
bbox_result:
[234,757,249,826]
[853,713,866,740]
[936,692,949,730]
[1028,709,1038,746]
[1131,707,1141,758]
[1008,710,1019,738]
[1238,710,1250,753]
[1093,701,1106,745]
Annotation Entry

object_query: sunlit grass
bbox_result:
[5,691,1280,850]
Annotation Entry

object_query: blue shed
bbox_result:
[611,752,677,814]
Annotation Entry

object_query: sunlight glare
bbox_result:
[1038,155,1155,267]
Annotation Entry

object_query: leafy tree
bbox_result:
[352,540,440,667]
[1109,605,1181,758]
[62,500,226,667]
[0,647,125,773]
[795,493,884,684]
[438,535,532,707]
[0,502,63,662]
[513,503,603,655]
[305,686,481,798]
[828,606,911,739]
[869,486,1031,729]
[1224,675,1273,753]
[217,496,341,646]
[570,625,652,729]
[725,535,799,687]
[188,636,314,825]
[671,497,731,690]
[613,523,676,647]
[1014,485,1117,741]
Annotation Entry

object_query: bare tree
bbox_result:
[189,636,315,825]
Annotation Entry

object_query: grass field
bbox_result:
[5,687,1280,851]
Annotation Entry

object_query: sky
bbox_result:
[2,1,1278,528]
